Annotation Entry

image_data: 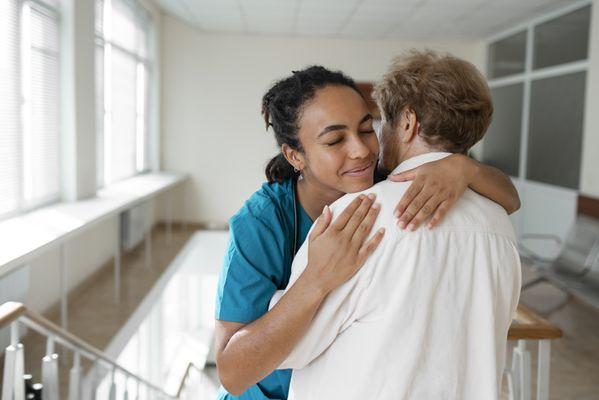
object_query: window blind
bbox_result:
[97,0,151,186]
[0,0,21,217]
[0,0,61,220]
[23,2,61,207]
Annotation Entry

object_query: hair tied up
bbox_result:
[261,65,362,183]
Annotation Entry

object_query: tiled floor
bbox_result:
[516,266,599,400]
[7,227,599,399]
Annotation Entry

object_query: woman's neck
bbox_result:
[296,177,343,222]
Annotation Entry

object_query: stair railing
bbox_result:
[1,301,178,400]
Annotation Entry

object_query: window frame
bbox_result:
[484,0,592,188]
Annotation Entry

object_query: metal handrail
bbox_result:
[0,301,177,399]
[176,362,203,398]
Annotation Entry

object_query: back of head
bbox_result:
[373,50,493,154]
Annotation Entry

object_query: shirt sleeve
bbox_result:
[216,212,286,324]
[269,195,368,370]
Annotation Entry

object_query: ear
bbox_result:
[281,144,305,172]
[400,108,419,143]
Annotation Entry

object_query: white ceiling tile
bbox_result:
[339,25,390,38]
[151,0,585,41]
[239,0,296,17]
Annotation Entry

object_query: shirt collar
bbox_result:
[389,152,453,175]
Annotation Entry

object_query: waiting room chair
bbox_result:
[519,215,599,310]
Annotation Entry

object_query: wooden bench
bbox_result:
[506,305,563,400]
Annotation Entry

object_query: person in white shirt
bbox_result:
[269,51,522,400]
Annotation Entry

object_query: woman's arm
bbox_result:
[389,154,520,230]
[216,195,385,395]
[215,273,327,396]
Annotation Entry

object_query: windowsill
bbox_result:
[0,171,188,277]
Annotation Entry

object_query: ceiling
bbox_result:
[151,0,577,40]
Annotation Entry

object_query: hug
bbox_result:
[215,50,521,400]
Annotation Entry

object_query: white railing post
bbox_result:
[68,351,82,400]
[135,377,141,400]
[42,336,60,400]
[123,374,129,400]
[536,340,551,400]
[1,344,16,400]
[83,359,100,400]
[2,322,25,400]
[14,343,25,400]
[108,367,117,400]
[514,340,532,400]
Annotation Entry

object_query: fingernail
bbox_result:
[379,228,385,234]
[322,205,328,214]
[427,223,433,230]
[359,194,366,200]
[367,193,375,200]
[372,203,380,210]
[398,220,406,229]
[394,210,400,218]
[408,224,415,231]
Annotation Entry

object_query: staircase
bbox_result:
[1,302,201,400]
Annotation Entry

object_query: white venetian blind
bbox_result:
[24,2,61,206]
[97,0,151,186]
[0,0,61,221]
[0,0,21,217]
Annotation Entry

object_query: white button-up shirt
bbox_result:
[270,152,521,400]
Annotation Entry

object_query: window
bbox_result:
[533,6,591,70]
[96,0,151,187]
[527,72,586,189]
[0,0,61,221]
[482,84,523,177]
[484,3,591,190]
[487,31,526,79]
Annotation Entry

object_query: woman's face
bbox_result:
[296,85,379,195]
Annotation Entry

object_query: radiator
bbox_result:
[120,203,151,252]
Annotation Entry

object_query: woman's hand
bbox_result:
[304,194,385,295]
[389,154,476,231]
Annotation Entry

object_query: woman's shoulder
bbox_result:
[230,179,294,230]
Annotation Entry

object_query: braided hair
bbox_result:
[261,66,362,183]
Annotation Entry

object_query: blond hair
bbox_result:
[373,50,493,153]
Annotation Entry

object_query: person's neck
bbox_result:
[398,142,438,165]
[297,177,343,222]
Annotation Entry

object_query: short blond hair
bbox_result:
[373,50,493,153]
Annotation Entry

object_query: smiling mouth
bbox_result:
[343,161,374,177]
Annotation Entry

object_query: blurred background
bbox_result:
[0,0,598,399]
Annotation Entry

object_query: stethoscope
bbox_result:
[291,176,299,257]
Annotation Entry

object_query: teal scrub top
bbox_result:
[215,179,313,400]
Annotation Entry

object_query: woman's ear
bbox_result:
[281,144,304,172]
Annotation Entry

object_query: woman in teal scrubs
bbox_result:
[214,66,520,399]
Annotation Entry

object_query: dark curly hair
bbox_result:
[262,66,362,183]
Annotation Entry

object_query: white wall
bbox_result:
[161,15,485,224]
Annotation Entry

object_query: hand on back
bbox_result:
[305,194,385,295]
[389,154,472,230]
